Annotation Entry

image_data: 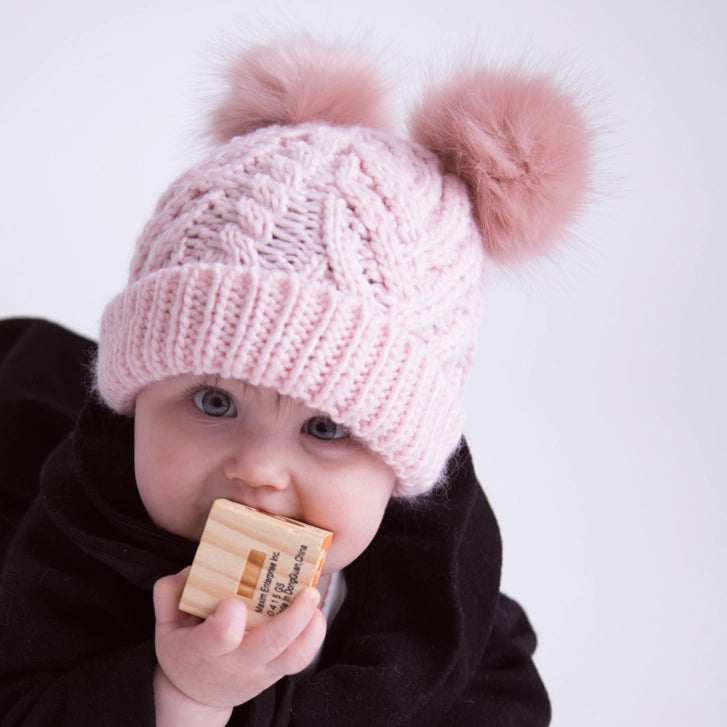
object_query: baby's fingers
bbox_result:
[191,597,248,656]
[271,603,327,675]
[246,588,326,673]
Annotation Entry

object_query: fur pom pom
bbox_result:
[410,67,591,262]
[209,35,393,143]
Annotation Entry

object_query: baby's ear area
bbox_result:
[409,64,593,264]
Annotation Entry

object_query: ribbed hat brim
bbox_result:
[97,263,464,496]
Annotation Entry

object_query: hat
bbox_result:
[96,36,591,496]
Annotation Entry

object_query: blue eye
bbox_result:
[191,388,237,418]
[305,416,349,440]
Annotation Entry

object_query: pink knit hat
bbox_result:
[96,36,591,496]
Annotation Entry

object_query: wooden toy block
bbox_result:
[179,498,333,629]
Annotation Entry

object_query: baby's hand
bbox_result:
[153,570,326,718]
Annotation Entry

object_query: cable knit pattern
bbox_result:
[98,123,485,495]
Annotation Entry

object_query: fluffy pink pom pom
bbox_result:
[410,67,592,262]
[209,35,393,143]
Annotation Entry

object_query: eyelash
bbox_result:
[184,384,350,441]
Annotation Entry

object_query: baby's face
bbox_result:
[133,374,397,574]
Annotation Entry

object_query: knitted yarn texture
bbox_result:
[96,37,592,496]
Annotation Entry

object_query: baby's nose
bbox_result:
[223,435,292,491]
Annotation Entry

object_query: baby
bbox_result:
[0,35,591,726]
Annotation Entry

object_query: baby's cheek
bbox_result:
[324,517,381,573]
[135,472,193,539]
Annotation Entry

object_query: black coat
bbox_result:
[0,319,550,726]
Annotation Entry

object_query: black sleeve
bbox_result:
[440,593,551,726]
[0,315,171,727]
[0,318,96,553]
[1,641,158,727]
[0,498,158,727]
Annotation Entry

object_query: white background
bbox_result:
[1,1,725,724]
